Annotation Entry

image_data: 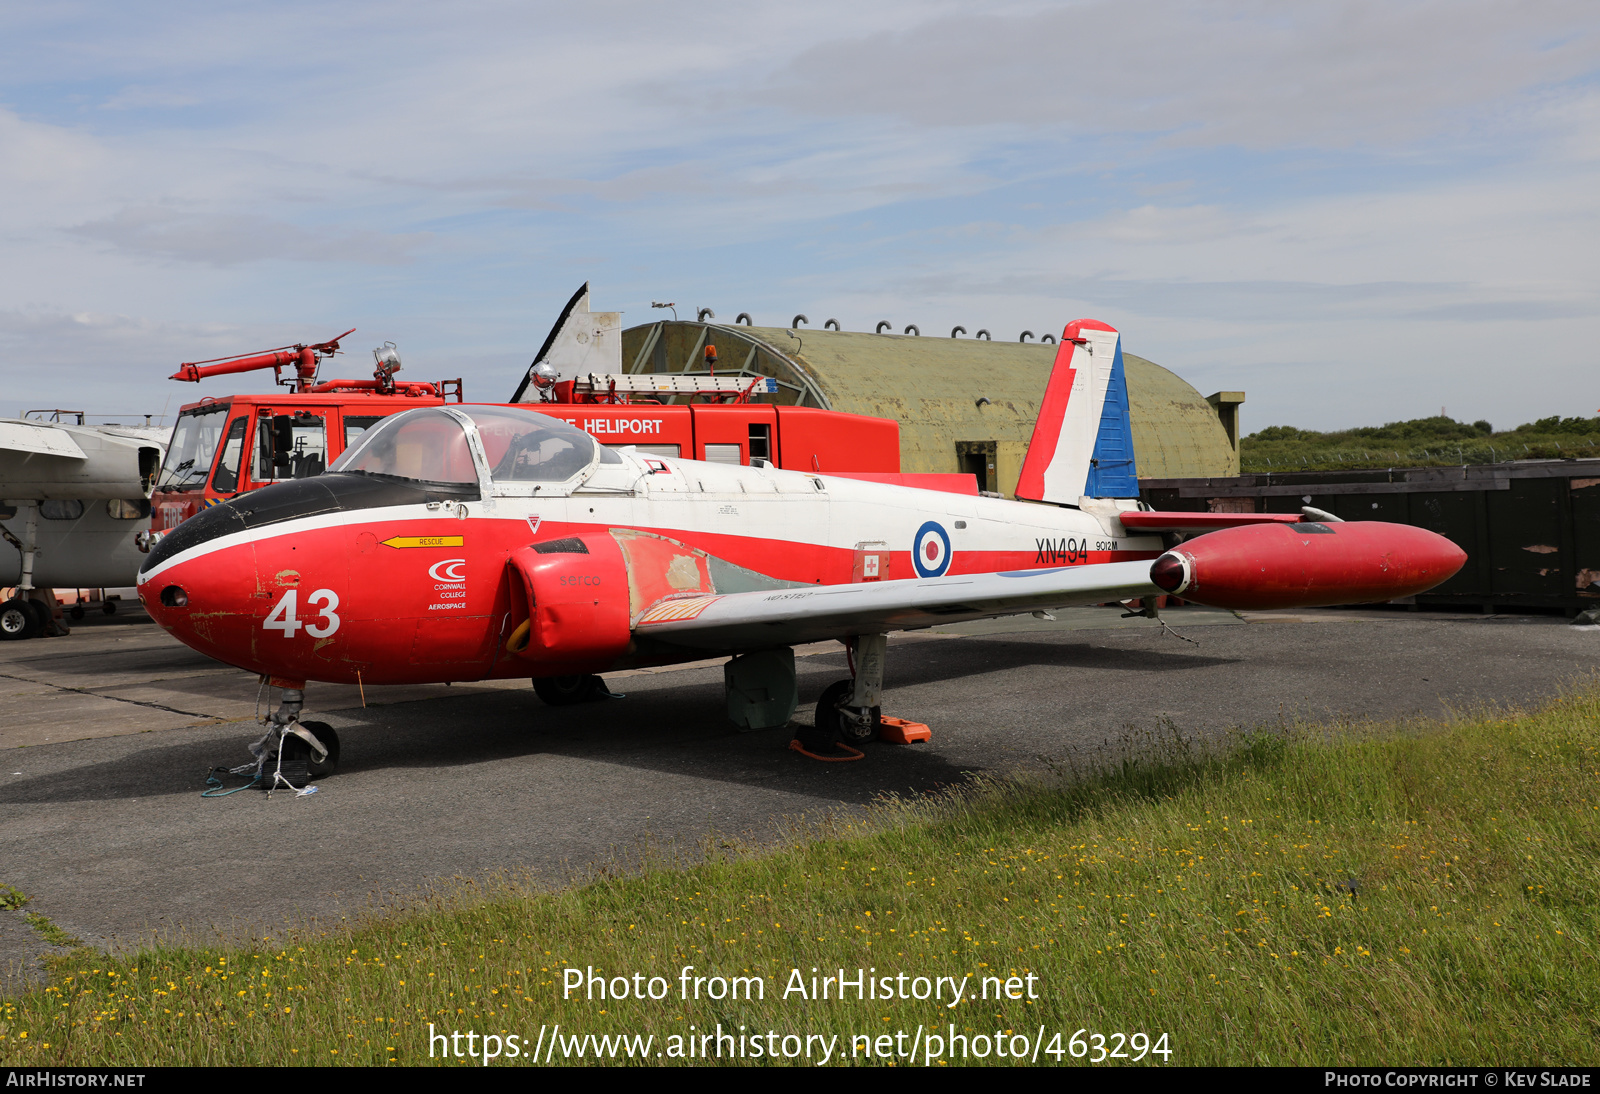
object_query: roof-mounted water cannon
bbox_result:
[168,329,356,391]
[299,342,459,399]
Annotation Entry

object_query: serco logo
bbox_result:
[428,559,467,582]
[913,521,952,578]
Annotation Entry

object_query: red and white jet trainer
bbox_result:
[136,320,1465,775]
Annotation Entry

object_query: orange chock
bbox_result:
[878,716,930,745]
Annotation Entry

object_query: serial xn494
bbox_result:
[137,320,1466,779]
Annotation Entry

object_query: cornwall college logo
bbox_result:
[428,559,467,583]
[912,521,952,578]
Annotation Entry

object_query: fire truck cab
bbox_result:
[151,390,459,533]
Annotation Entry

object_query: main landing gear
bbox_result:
[0,596,60,641]
[0,598,39,641]
[721,635,928,759]
[0,506,67,640]
[807,633,887,750]
[792,634,937,759]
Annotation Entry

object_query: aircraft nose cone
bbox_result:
[1436,534,1469,575]
[139,562,198,637]
[138,543,262,663]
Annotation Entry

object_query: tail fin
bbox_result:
[1014,319,1138,504]
[509,282,623,403]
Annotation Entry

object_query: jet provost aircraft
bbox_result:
[136,320,1466,777]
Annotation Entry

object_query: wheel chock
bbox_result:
[788,738,865,762]
[877,716,930,745]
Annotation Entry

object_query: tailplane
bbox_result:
[1014,319,1138,505]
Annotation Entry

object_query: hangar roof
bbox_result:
[619,321,1240,491]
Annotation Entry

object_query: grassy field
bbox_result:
[1240,414,1600,472]
[3,692,1598,1067]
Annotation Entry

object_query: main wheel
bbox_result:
[103,601,117,615]
[297,721,340,779]
[68,604,85,621]
[532,675,604,706]
[25,600,52,633]
[0,599,36,641]
[814,678,881,746]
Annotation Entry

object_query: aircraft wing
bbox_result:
[634,561,1160,649]
[0,420,163,500]
[0,420,87,459]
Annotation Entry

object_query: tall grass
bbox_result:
[4,693,1598,1066]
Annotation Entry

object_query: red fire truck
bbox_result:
[148,334,912,537]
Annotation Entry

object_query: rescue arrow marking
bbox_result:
[381,535,465,549]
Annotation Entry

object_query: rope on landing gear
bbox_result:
[201,766,259,797]
[201,724,320,798]
[787,739,865,762]
[262,728,319,797]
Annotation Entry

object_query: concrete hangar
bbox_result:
[617,316,1243,498]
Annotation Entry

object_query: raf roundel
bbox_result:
[912,521,952,578]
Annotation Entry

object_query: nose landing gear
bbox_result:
[210,685,340,795]
[252,687,340,785]
[531,674,616,705]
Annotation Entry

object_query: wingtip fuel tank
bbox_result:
[1148,521,1467,611]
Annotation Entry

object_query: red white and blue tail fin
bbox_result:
[1014,319,1139,505]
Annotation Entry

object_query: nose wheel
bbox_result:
[238,687,341,791]
[276,720,340,780]
[531,674,617,705]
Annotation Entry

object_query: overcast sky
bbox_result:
[2,1,1597,431]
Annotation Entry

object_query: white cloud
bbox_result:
[761,1,1600,149]
[100,86,201,111]
[68,206,430,266]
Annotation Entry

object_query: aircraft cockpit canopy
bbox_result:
[461,407,598,484]
[331,407,479,489]
[329,405,603,493]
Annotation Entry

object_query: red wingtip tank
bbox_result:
[1148,521,1466,611]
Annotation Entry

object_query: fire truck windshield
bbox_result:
[157,404,229,491]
